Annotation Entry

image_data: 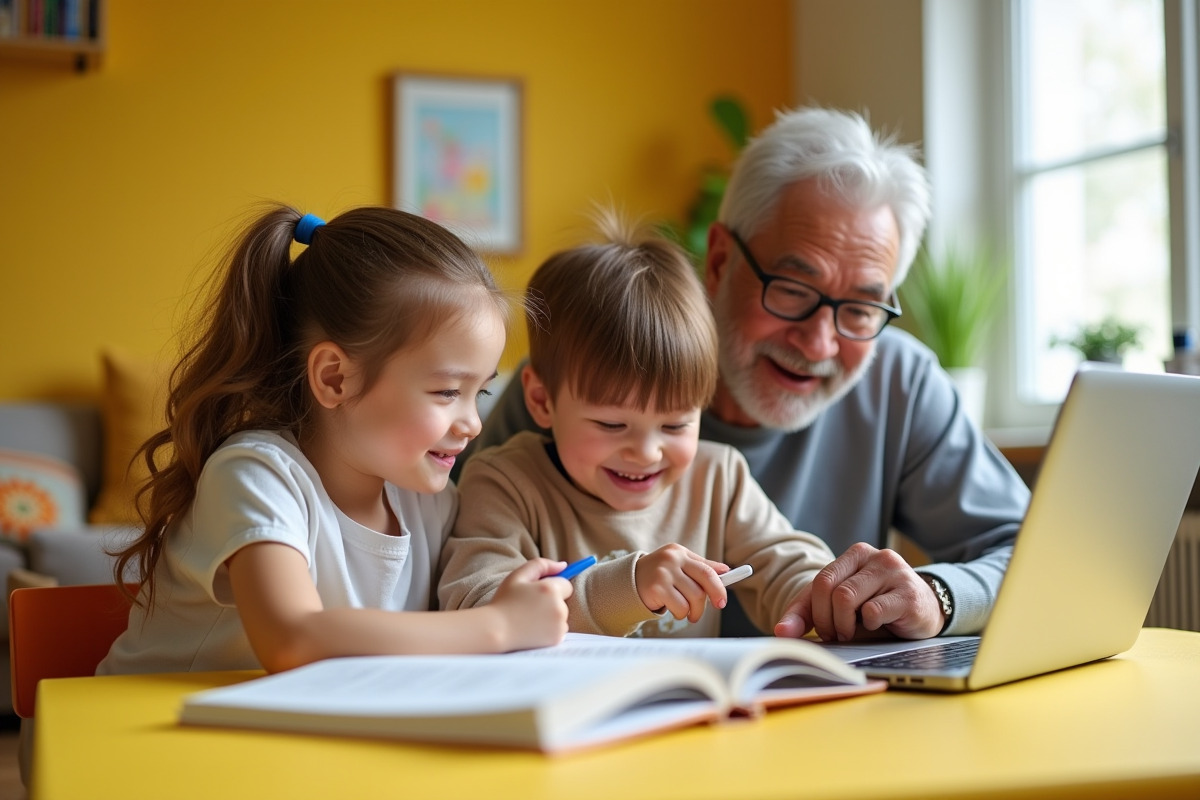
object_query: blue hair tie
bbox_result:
[294,213,326,245]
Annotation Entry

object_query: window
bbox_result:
[924,0,1198,430]
[1012,0,1171,404]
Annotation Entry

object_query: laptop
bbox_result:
[819,365,1200,692]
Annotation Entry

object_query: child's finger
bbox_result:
[681,558,729,610]
[511,558,568,582]
[547,576,575,600]
[656,584,693,620]
[660,563,717,622]
[671,577,711,623]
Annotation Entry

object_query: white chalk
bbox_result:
[719,564,753,587]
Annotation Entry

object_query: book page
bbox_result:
[180,652,732,753]
[183,654,673,716]
[513,633,867,702]
[517,633,754,677]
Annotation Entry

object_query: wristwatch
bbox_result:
[920,574,954,633]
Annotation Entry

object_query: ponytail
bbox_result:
[114,203,503,608]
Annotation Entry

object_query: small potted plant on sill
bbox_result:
[1049,317,1144,365]
[898,241,1007,426]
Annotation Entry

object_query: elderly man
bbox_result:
[458,106,1029,643]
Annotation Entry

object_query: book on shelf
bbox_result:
[179,633,886,755]
[0,0,92,40]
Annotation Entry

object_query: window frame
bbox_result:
[1009,0,1173,408]
[923,0,1200,432]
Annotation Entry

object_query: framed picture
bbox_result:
[392,73,524,254]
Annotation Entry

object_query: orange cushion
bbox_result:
[88,348,170,525]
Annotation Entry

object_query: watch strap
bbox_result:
[921,573,953,634]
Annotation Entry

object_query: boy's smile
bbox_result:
[605,467,665,493]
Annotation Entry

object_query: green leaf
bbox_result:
[710,96,750,151]
[898,243,1007,368]
[1048,317,1143,361]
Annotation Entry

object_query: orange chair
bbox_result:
[9,583,135,719]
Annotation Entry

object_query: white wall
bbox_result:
[791,0,925,147]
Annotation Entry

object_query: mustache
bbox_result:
[756,342,843,379]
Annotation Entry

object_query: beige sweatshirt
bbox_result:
[439,432,834,638]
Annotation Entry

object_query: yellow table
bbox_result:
[33,627,1200,800]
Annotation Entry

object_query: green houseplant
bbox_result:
[1049,317,1143,364]
[897,242,1007,426]
[898,242,1007,369]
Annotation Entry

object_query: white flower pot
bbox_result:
[946,366,987,428]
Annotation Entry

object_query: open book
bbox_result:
[179,633,885,754]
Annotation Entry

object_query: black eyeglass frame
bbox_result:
[729,230,902,341]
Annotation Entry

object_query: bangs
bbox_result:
[565,298,718,413]
[525,212,718,413]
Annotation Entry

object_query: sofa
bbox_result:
[0,402,141,573]
[0,401,143,715]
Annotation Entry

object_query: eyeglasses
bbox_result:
[729,230,901,341]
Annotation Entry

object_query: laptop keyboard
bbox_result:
[856,638,980,670]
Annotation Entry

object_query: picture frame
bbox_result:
[392,72,524,254]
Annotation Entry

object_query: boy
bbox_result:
[438,212,834,638]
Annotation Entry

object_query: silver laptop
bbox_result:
[820,365,1200,692]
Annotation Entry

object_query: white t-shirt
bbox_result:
[97,430,456,675]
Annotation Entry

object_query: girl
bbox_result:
[98,204,572,676]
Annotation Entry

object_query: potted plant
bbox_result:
[1050,317,1143,364]
[898,242,1007,424]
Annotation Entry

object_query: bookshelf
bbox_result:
[0,0,105,71]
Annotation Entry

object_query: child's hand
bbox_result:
[489,558,573,651]
[635,544,730,622]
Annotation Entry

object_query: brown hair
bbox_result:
[114,204,506,606]
[527,208,718,412]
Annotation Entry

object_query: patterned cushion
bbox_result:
[0,449,85,543]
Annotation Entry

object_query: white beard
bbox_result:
[714,283,876,432]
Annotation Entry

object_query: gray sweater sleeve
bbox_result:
[892,353,1025,634]
[858,331,1028,635]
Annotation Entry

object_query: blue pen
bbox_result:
[545,555,597,580]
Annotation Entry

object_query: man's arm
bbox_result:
[771,333,1028,640]
[888,348,1028,636]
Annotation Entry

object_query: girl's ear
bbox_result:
[521,364,555,428]
[308,342,358,409]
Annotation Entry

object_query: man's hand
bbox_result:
[774,543,945,641]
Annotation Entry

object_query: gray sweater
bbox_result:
[456,328,1029,636]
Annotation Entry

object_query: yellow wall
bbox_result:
[0,0,792,401]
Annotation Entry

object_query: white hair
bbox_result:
[718,107,931,287]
